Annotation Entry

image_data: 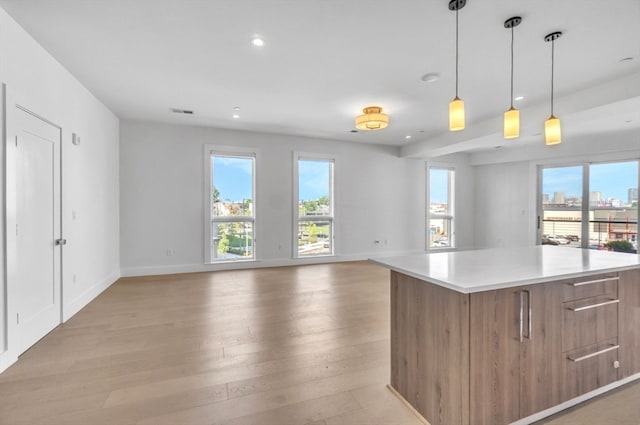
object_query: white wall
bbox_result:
[471,130,640,249]
[0,7,120,370]
[120,120,468,275]
[473,161,536,249]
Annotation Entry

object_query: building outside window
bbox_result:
[295,156,334,257]
[428,167,455,249]
[539,160,638,253]
[206,150,256,263]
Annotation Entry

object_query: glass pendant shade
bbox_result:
[503,107,519,139]
[355,106,389,131]
[545,115,561,145]
[449,97,465,131]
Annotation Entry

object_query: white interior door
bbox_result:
[6,100,62,356]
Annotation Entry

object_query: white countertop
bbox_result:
[370,245,640,294]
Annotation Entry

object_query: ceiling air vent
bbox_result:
[170,108,194,115]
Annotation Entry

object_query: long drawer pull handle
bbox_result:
[568,344,619,362]
[570,277,619,287]
[567,299,619,312]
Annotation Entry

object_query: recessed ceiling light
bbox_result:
[514,96,525,101]
[619,57,633,62]
[405,135,412,139]
[251,37,264,47]
[421,73,440,83]
[232,114,240,119]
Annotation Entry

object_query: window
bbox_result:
[295,157,334,257]
[428,167,454,249]
[539,160,638,253]
[540,165,583,248]
[589,161,638,251]
[206,150,255,263]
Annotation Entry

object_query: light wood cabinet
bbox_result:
[560,273,621,400]
[468,288,521,425]
[619,269,640,378]
[390,272,470,425]
[469,282,564,424]
[389,269,640,425]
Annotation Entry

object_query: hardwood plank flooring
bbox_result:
[0,261,637,425]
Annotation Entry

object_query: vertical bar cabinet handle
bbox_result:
[526,290,532,339]
[519,290,525,342]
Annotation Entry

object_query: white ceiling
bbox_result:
[1,0,638,153]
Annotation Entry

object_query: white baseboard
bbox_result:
[62,270,120,322]
[512,372,640,425]
[0,351,18,375]
[120,250,423,277]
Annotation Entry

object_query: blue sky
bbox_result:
[212,157,330,201]
[214,157,638,204]
[212,156,253,201]
[298,160,330,201]
[429,168,449,204]
[543,161,638,201]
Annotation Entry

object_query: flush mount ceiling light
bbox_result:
[504,16,522,139]
[448,0,466,132]
[355,106,389,131]
[544,31,562,145]
[251,36,264,47]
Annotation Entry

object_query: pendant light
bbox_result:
[544,31,562,145]
[448,0,466,131]
[503,17,522,139]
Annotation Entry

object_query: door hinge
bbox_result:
[17,313,19,324]
[55,238,67,246]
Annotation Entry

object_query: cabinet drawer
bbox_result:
[561,273,618,302]
[562,296,619,352]
[563,338,620,400]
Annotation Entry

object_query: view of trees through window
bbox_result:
[210,154,255,261]
[541,161,638,253]
[297,159,333,257]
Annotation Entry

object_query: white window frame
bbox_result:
[204,145,257,264]
[426,165,455,251]
[293,153,335,258]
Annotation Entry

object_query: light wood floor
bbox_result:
[0,261,637,425]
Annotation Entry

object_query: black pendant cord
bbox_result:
[455,8,459,98]
[510,26,514,109]
[550,40,555,116]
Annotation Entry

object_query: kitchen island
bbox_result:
[371,246,640,425]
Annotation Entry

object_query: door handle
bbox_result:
[55,238,67,246]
